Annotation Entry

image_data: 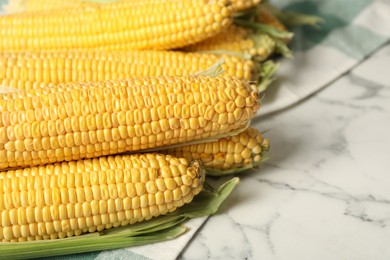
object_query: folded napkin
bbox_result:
[1,0,390,259]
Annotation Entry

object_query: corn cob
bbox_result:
[0,153,205,242]
[0,50,255,90]
[182,24,276,62]
[162,127,269,176]
[0,0,233,52]
[0,75,260,170]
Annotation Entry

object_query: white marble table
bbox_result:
[179,42,390,260]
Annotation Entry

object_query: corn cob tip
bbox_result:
[162,127,269,176]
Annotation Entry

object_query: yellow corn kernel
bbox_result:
[0,75,260,170]
[0,153,205,241]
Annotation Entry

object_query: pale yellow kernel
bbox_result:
[115,198,123,212]
[178,164,188,175]
[145,181,157,194]
[164,190,173,203]
[165,177,178,190]
[45,222,55,235]
[133,209,142,220]
[225,154,234,166]
[254,155,262,162]
[3,227,13,240]
[107,199,116,214]
[173,188,182,201]
[240,133,249,145]
[160,166,172,178]
[241,148,251,159]
[157,204,168,215]
[117,211,126,222]
[78,218,87,230]
[126,183,136,198]
[141,207,151,218]
[173,199,185,208]
[20,225,29,238]
[108,184,118,199]
[100,213,109,225]
[234,154,243,164]
[149,205,159,216]
[234,142,244,154]
[252,144,262,154]
[132,196,140,209]
[135,182,146,196]
[140,194,148,208]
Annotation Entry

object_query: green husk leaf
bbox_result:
[192,58,225,77]
[2,226,187,260]
[274,39,293,59]
[260,1,324,28]
[179,177,240,217]
[195,50,252,60]
[275,11,325,28]
[257,60,279,93]
[234,18,294,41]
[0,178,239,259]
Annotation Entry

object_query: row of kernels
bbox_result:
[0,153,190,178]
[0,116,237,151]
[0,114,217,142]
[0,203,173,241]
[0,94,244,126]
[0,180,199,209]
[0,188,203,241]
[0,185,189,223]
[8,74,246,101]
[0,175,192,202]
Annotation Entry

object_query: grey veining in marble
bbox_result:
[179,43,390,260]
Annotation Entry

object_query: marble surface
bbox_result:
[179,42,390,260]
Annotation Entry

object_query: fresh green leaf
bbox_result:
[257,60,279,93]
[192,58,225,77]
[235,18,294,41]
[260,1,325,28]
